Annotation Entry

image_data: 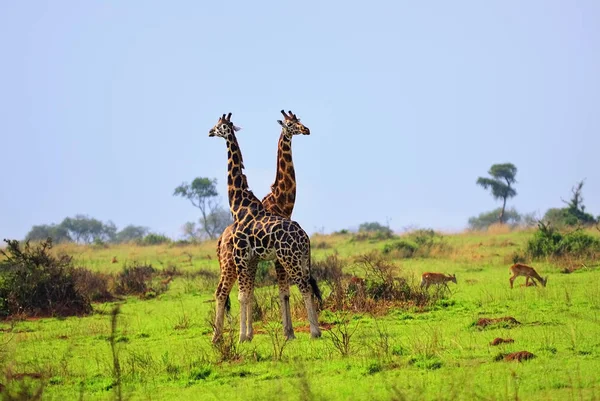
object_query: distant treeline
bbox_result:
[26,214,153,244]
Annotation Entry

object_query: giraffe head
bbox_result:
[208,113,241,138]
[277,110,310,137]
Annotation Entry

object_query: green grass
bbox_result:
[1,229,600,400]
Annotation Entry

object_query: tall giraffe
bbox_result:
[215,110,311,341]
[209,113,321,343]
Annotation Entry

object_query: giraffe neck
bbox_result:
[224,132,264,222]
[262,132,296,218]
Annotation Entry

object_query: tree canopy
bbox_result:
[476,163,518,224]
[173,177,232,240]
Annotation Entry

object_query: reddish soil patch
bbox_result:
[476,316,520,328]
[295,322,335,333]
[504,351,535,362]
[8,372,44,380]
[490,337,514,346]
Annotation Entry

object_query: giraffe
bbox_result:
[209,113,321,343]
[214,110,311,342]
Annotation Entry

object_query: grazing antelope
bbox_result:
[420,272,457,291]
[509,263,547,289]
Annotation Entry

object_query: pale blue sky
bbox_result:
[1,1,598,240]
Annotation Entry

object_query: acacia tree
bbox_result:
[476,163,518,224]
[173,177,232,240]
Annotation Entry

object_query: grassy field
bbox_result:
[1,228,600,400]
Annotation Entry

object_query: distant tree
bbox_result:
[116,225,149,243]
[25,224,71,243]
[202,207,233,239]
[468,208,522,230]
[60,215,116,244]
[173,177,231,240]
[138,233,171,246]
[476,163,518,224]
[181,221,201,241]
[543,180,597,227]
[358,221,393,238]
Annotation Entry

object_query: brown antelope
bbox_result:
[509,263,547,289]
[420,272,457,291]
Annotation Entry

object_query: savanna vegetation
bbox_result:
[1,222,600,401]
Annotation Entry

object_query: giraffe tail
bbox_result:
[308,275,323,308]
[225,295,231,314]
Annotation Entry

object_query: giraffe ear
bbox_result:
[277,120,284,126]
[233,125,242,132]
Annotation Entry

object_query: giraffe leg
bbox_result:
[287,259,321,339]
[275,260,295,340]
[245,260,258,342]
[233,249,251,343]
[213,273,236,343]
[236,259,257,343]
[213,238,237,343]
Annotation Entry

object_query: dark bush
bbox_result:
[115,262,157,296]
[72,268,114,302]
[315,253,435,313]
[0,238,92,318]
[311,254,349,311]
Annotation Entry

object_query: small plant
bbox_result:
[189,365,212,381]
[408,354,443,370]
[366,318,392,360]
[173,301,192,330]
[206,310,241,362]
[263,318,290,361]
[327,311,360,357]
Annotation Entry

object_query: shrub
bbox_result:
[317,253,435,313]
[137,233,171,246]
[72,268,114,302]
[526,223,600,260]
[383,229,450,258]
[382,240,417,258]
[0,238,92,318]
[311,254,349,311]
[115,262,157,296]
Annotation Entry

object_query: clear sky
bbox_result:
[1,1,599,240]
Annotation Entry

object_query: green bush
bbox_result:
[382,240,417,257]
[382,229,449,258]
[526,223,600,259]
[0,238,92,318]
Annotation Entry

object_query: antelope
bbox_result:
[420,272,457,291]
[509,263,547,289]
